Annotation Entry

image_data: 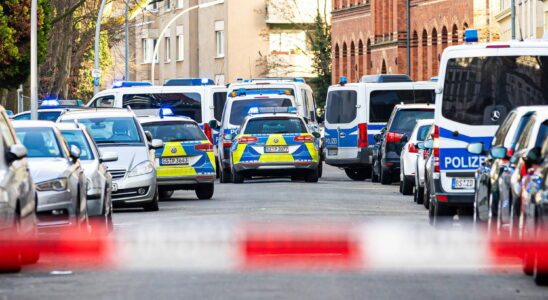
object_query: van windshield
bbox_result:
[369,90,434,123]
[229,98,293,126]
[122,93,202,122]
[442,56,548,125]
[326,90,357,123]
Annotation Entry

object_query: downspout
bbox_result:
[406,0,410,76]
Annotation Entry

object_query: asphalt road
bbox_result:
[1,165,547,299]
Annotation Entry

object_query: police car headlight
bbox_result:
[128,161,154,177]
[36,178,68,191]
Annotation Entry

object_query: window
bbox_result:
[147,1,158,11]
[388,109,434,135]
[492,111,516,147]
[177,0,184,9]
[229,98,293,126]
[165,0,171,10]
[369,90,434,123]
[177,35,184,61]
[90,95,115,108]
[60,130,94,160]
[122,93,202,122]
[269,32,307,53]
[213,92,227,121]
[244,118,307,135]
[215,21,225,58]
[165,37,171,62]
[69,117,143,144]
[15,128,63,158]
[325,91,357,124]
[142,38,158,63]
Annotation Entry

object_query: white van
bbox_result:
[87,81,227,143]
[428,30,548,219]
[324,79,436,180]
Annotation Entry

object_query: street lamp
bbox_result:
[93,0,108,95]
[30,0,38,120]
[150,0,223,84]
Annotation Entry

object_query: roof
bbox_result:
[12,120,58,128]
[138,116,197,124]
[443,39,548,53]
[244,113,303,120]
[394,103,435,110]
[58,108,136,120]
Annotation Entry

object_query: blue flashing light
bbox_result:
[248,107,260,115]
[248,107,298,115]
[113,81,152,88]
[159,107,175,118]
[464,29,478,43]
[294,78,305,83]
[163,78,214,86]
[339,76,347,85]
[40,99,60,107]
[430,77,438,82]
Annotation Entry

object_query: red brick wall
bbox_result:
[331,0,474,83]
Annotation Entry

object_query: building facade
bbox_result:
[126,0,328,86]
[490,0,548,41]
[331,0,489,83]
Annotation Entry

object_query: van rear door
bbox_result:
[324,87,360,160]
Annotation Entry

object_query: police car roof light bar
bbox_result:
[113,81,153,88]
[233,89,292,97]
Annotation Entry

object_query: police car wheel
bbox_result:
[160,189,174,200]
[305,170,319,183]
[318,161,323,178]
[344,168,367,181]
[380,167,392,185]
[232,170,244,184]
[221,168,232,183]
[402,177,413,195]
[196,184,214,200]
[415,186,424,205]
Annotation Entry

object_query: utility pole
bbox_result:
[93,0,107,95]
[125,0,130,80]
[511,0,515,40]
[406,0,410,77]
[30,0,38,120]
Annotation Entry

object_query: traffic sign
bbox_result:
[93,77,100,87]
[92,69,102,78]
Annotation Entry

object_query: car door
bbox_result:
[324,87,360,160]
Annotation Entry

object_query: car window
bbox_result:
[417,125,432,141]
[492,111,516,147]
[369,90,434,123]
[229,98,293,126]
[388,109,434,135]
[305,89,316,121]
[60,130,94,160]
[142,121,206,142]
[213,92,227,122]
[15,128,63,158]
[244,118,307,134]
[66,117,143,144]
[326,90,357,123]
[510,113,534,148]
[534,120,548,148]
[516,117,536,151]
[123,93,203,123]
[91,95,115,108]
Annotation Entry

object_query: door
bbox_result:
[324,88,359,160]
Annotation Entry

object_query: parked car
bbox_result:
[466,106,547,230]
[57,122,117,231]
[0,107,38,272]
[58,109,163,211]
[139,113,216,200]
[400,119,433,195]
[414,126,434,205]
[372,104,434,185]
[13,121,88,230]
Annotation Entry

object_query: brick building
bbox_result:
[331,0,489,83]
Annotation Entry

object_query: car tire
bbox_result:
[415,186,424,204]
[232,170,244,184]
[160,189,174,200]
[402,176,413,195]
[380,167,391,185]
[344,168,368,181]
[0,216,21,273]
[195,183,214,199]
[143,188,159,211]
[318,161,323,178]
[371,160,380,183]
[305,170,319,183]
[534,252,548,285]
[220,168,232,183]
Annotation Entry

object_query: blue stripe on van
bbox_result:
[367,124,385,130]
[439,127,493,147]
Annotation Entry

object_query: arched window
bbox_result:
[366,39,371,74]
[441,26,448,51]
[431,27,438,78]
[452,24,458,44]
[463,22,469,40]
[342,42,348,78]
[411,31,419,80]
[381,59,387,74]
[358,40,364,79]
[350,41,356,82]
[333,43,340,83]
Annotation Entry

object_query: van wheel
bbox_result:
[431,202,453,228]
[220,168,232,183]
[344,168,368,181]
[317,161,323,178]
[143,188,159,211]
[402,176,413,195]
[415,186,424,204]
[196,183,214,199]
[380,167,392,185]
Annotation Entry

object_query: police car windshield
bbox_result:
[60,130,95,160]
[142,121,207,142]
[442,55,548,125]
[15,128,63,158]
[13,111,63,122]
[122,93,202,123]
[65,117,143,144]
[244,117,307,134]
[389,109,434,135]
[229,98,292,126]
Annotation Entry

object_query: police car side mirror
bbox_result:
[209,120,220,130]
[489,146,507,160]
[145,131,153,142]
[312,132,321,139]
[466,142,484,155]
[150,139,163,149]
[525,147,541,165]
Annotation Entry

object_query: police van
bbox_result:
[324,76,436,180]
[429,30,548,219]
[209,88,297,182]
[87,79,227,144]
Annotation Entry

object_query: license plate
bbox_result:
[265,146,289,153]
[112,183,118,193]
[452,178,475,189]
[328,148,338,156]
[161,156,189,165]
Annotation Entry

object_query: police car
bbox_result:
[324,76,436,181]
[210,88,298,183]
[139,108,216,200]
[12,99,85,121]
[228,107,321,183]
[428,29,548,223]
[87,79,227,145]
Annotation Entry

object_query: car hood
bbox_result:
[98,145,150,172]
[27,158,71,183]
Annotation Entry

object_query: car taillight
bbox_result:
[507,148,514,158]
[203,123,213,143]
[520,162,527,177]
[294,135,314,143]
[238,136,258,144]
[358,123,368,148]
[223,142,232,147]
[194,143,213,152]
[408,143,418,153]
[433,125,440,172]
[386,132,404,143]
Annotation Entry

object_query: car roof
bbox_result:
[138,116,197,124]
[511,105,548,116]
[59,108,135,119]
[394,103,435,110]
[12,120,58,128]
[245,113,303,120]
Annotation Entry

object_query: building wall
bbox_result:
[331,0,478,83]
[490,0,547,42]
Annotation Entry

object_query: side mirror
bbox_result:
[312,132,321,139]
[150,139,163,149]
[374,134,382,141]
[417,142,425,150]
[209,120,220,130]
[70,144,81,161]
[525,147,541,165]
[7,144,27,163]
[424,139,434,149]
[400,134,409,144]
[466,142,484,155]
[144,131,153,142]
[100,151,118,162]
[489,146,508,159]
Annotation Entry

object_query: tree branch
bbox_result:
[51,0,86,25]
